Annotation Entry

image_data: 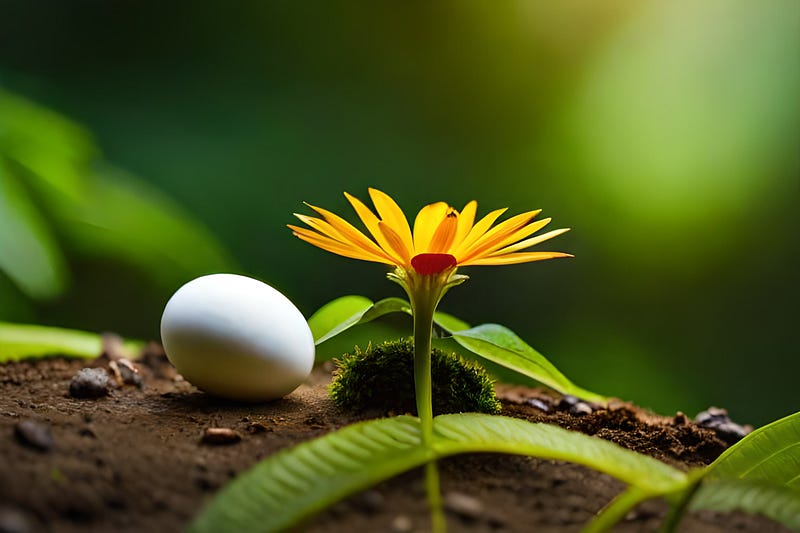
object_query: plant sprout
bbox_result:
[289,187,571,531]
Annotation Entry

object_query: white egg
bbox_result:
[160,273,315,401]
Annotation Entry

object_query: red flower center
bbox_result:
[411,253,457,275]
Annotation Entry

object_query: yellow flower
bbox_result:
[289,187,572,275]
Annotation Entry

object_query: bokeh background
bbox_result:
[1,1,797,425]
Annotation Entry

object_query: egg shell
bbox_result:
[160,273,315,401]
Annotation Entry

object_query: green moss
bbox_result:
[329,338,501,416]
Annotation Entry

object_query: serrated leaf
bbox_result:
[309,295,411,346]
[690,479,800,530]
[190,416,428,533]
[0,322,140,362]
[705,411,800,488]
[192,413,689,532]
[450,324,605,404]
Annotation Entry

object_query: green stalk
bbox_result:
[403,270,453,533]
[391,264,465,533]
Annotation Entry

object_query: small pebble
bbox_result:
[569,402,593,416]
[0,506,32,533]
[69,368,111,399]
[444,491,484,520]
[14,420,54,452]
[694,407,751,444]
[201,428,242,445]
[713,421,750,444]
[354,490,384,514]
[525,398,550,412]
[695,406,728,426]
[391,514,413,532]
[558,395,580,409]
[246,422,271,434]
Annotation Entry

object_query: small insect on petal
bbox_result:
[411,253,457,275]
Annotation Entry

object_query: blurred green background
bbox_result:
[1,1,797,425]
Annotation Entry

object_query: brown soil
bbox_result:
[0,352,789,533]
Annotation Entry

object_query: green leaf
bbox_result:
[689,479,800,530]
[192,413,688,532]
[53,166,236,288]
[308,295,373,344]
[705,411,800,488]
[450,324,606,404]
[309,295,411,345]
[0,322,140,362]
[433,414,686,494]
[0,163,68,299]
[679,411,800,530]
[190,416,428,533]
[432,310,470,335]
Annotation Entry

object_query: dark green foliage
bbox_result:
[329,338,500,416]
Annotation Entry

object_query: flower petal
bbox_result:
[378,221,412,266]
[458,210,542,264]
[288,225,395,265]
[368,188,414,254]
[428,209,459,253]
[412,201,449,253]
[450,208,507,258]
[462,251,573,266]
[344,192,408,265]
[490,228,571,256]
[303,203,398,263]
[453,201,477,248]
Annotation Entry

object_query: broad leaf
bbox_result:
[308,295,411,345]
[192,414,688,532]
[433,414,686,494]
[432,310,470,336]
[689,479,800,530]
[0,322,140,362]
[704,411,800,488]
[53,166,236,289]
[308,295,373,345]
[0,164,68,299]
[190,416,428,533]
[450,324,605,404]
[681,411,800,530]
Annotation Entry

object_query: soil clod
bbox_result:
[69,368,112,398]
[109,359,143,388]
[14,420,54,452]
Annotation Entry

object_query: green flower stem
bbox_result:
[411,280,437,438]
[408,273,446,533]
[392,266,464,533]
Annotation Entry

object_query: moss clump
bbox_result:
[329,338,500,416]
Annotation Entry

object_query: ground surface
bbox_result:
[0,351,789,533]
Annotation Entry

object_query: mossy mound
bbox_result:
[329,338,501,416]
